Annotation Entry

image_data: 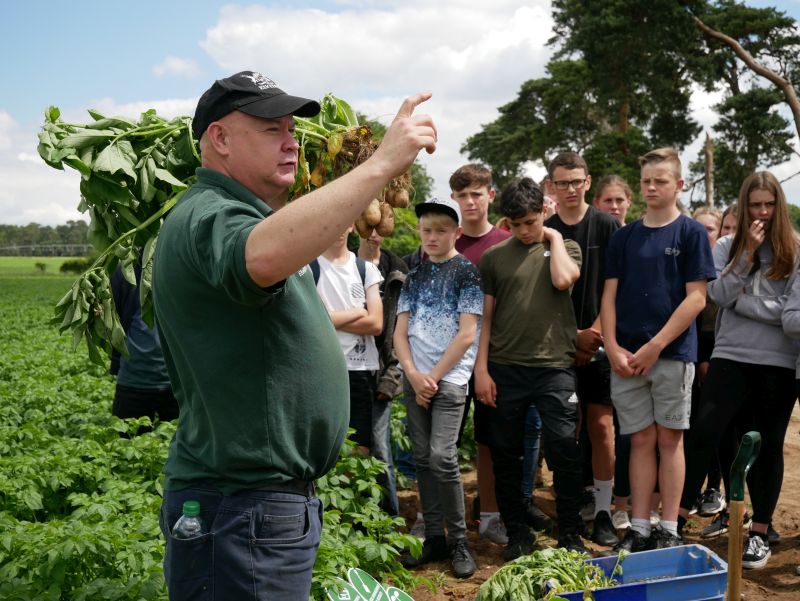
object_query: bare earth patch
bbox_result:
[398,405,800,600]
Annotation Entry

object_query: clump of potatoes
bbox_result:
[354,171,410,238]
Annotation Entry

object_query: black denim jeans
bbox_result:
[487,362,582,537]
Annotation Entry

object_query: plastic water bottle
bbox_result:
[171,500,205,539]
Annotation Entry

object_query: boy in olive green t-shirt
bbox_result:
[474,177,586,561]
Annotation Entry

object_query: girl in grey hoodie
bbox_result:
[679,171,799,570]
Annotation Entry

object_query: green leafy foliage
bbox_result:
[1,275,421,600]
[38,107,197,364]
[40,96,421,365]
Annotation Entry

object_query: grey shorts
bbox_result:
[610,359,694,435]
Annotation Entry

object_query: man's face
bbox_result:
[507,210,545,245]
[221,112,300,202]
[548,167,590,212]
[451,184,495,228]
[640,164,683,211]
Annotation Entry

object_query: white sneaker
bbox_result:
[611,510,631,530]
[479,515,509,545]
[650,511,660,527]
[410,512,425,539]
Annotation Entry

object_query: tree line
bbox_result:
[0,221,90,255]
[463,0,800,217]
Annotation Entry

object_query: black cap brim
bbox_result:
[238,94,320,120]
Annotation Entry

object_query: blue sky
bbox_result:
[1,0,800,225]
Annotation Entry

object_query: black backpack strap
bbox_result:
[355,257,367,287]
[310,259,320,285]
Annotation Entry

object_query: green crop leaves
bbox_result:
[38,107,197,365]
[2,279,422,600]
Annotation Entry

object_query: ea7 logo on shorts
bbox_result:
[664,247,681,257]
[665,413,685,422]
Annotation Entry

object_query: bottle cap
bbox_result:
[182,500,200,516]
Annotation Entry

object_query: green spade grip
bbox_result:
[729,431,761,502]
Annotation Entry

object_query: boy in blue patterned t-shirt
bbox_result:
[394,198,483,579]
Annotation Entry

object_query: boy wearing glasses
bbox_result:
[601,148,715,551]
[545,152,620,546]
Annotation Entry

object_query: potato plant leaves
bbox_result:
[39,95,402,365]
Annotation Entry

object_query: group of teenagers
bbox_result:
[316,148,800,580]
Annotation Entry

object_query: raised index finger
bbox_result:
[396,92,433,119]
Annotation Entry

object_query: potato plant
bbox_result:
[38,98,411,366]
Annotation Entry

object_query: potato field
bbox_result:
[0,259,419,600]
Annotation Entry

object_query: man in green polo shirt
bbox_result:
[154,71,436,600]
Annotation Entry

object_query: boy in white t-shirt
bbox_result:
[315,225,383,454]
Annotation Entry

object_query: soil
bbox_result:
[398,404,800,600]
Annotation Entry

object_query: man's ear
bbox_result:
[205,122,230,156]
[455,225,464,240]
[488,188,496,203]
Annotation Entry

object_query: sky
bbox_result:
[1,0,800,226]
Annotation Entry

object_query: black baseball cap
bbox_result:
[192,71,321,139]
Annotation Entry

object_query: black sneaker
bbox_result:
[767,522,780,545]
[742,532,770,569]
[502,530,534,562]
[558,530,589,554]
[613,529,650,553]
[701,510,752,538]
[648,527,683,550]
[401,535,448,568]
[525,498,554,532]
[698,488,726,517]
[591,510,620,547]
[450,538,476,578]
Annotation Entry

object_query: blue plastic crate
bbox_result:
[552,544,727,601]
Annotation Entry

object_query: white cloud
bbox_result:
[0,159,83,226]
[0,111,84,226]
[199,1,554,200]
[0,111,16,151]
[152,56,201,79]
[17,152,41,163]
[82,97,198,120]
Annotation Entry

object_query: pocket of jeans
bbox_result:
[162,506,213,601]
[252,502,310,545]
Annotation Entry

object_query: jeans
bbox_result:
[160,483,322,601]
[393,415,417,479]
[113,383,179,425]
[403,378,468,541]
[371,395,400,516]
[487,362,582,536]
[520,403,542,499]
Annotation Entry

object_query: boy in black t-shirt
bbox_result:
[545,152,620,546]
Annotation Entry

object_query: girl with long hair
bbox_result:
[593,175,633,226]
[679,171,799,569]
